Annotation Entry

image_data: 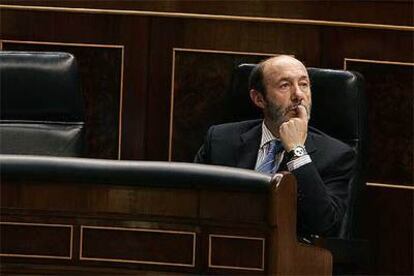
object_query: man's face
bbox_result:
[261,57,312,127]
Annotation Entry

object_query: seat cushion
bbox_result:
[0,123,84,156]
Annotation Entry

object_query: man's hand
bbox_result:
[279,105,308,152]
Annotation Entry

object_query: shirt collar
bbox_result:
[260,121,279,148]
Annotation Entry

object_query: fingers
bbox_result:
[279,122,294,151]
[297,105,308,120]
[278,115,308,152]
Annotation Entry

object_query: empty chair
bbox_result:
[0,51,86,156]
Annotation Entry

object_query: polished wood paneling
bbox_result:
[145,17,180,161]
[199,190,267,223]
[81,226,196,267]
[1,1,412,26]
[321,27,414,68]
[358,186,414,275]
[346,60,413,186]
[170,50,271,162]
[1,181,199,218]
[0,222,72,259]
[116,15,150,160]
[209,234,265,271]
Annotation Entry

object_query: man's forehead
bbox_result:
[263,56,308,80]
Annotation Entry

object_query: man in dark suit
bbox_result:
[195,55,355,237]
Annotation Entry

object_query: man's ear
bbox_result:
[249,89,266,109]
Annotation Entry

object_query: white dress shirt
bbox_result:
[254,122,312,173]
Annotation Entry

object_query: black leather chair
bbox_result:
[0,51,85,156]
[229,64,369,274]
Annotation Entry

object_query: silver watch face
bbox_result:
[294,146,306,157]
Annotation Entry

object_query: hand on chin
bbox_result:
[279,105,308,151]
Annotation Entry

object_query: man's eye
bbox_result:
[300,82,309,88]
[280,83,290,89]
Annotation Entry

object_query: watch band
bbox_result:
[286,145,307,161]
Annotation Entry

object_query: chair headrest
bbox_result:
[307,68,365,142]
[0,51,84,122]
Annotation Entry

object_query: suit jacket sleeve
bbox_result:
[292,146,355,237]
[194,126,213,164]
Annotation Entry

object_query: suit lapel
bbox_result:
[236,123,262,170]
[304,131,317,156]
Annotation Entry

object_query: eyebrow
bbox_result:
[277,76,309,83]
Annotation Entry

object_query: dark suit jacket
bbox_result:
[194,119,356,237]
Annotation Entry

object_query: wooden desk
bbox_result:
[0,155,332,274]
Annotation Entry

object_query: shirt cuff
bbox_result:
[287,154,312,171]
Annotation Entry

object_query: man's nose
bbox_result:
[291,83,305,100]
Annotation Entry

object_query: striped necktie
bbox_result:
[256,140,284,174]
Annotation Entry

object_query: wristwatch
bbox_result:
[286,145,307,161]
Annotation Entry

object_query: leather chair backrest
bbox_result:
[229,64,367,239]
[0,155,273,192]
[0,51,85,156]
